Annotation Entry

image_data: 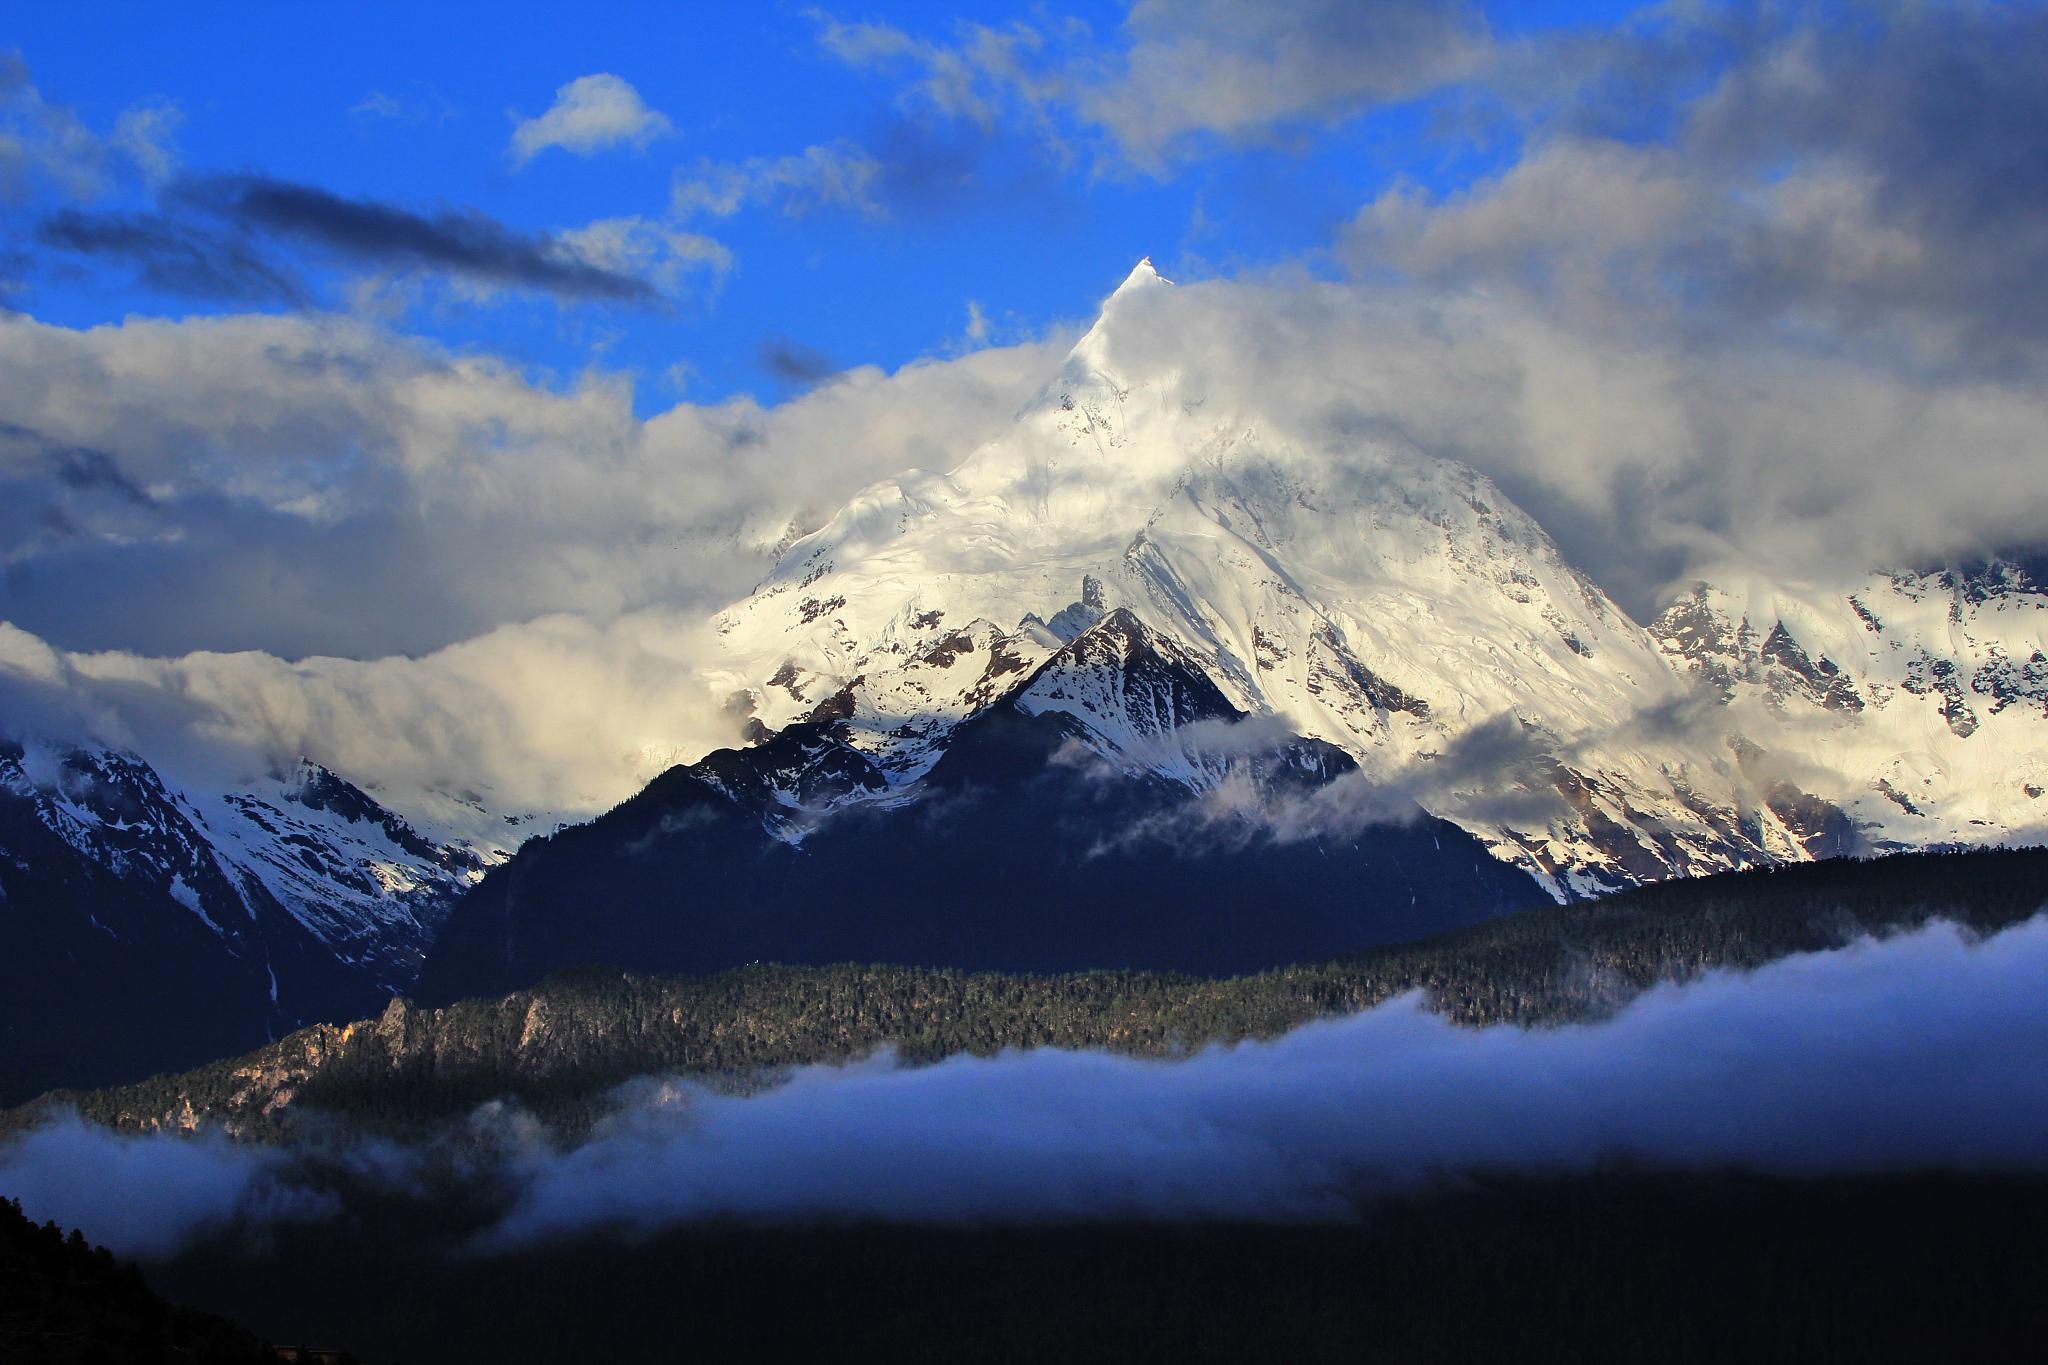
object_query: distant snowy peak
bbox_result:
[1650,564,2048,850]
[0,737,494,996]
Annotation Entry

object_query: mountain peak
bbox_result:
[1060,257,1174,382]
[1115,256,1170,295]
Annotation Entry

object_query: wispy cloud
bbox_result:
[807,1,1488,174]
[671,140,886,221]
[757,335,838,387]
[35,207,304,304]
[180,175,664,303]
[0,50,180,202]
[349,85,459,125]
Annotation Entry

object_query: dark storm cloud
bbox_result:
[757,335,839,386]
[34,208,304,305]
[176,175,663,304]
[48,445,153,506]
[1689,3,2048,358]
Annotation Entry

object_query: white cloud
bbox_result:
[0,50,114,201]
[0,307,1066,814]
[0,1115,331,1258]
[510,73,673,165]
[350,90,404,120]
[808,2,1487,173]
[1083,0,1488,167]
[811,11,1074,158]
[0,611,740,819]
[554,214,733,294]
[107,99,182,184]
[9,232,2048,812]
[671,140,885,221]
[350,86,458,125]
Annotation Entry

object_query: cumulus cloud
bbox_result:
[1349,3,2048,366]
[6,5,2045,827]
[6,228,2045,812]
[510,73,673,164]
[1031,266,2048,617]
[10,918,2045,1254]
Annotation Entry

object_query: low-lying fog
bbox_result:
[8,916,2047,1257]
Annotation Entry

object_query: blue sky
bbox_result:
[3,1,1640,410]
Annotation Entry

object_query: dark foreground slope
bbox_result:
[417,701,1540,1005]
[0,1196,274,1364]
[146,1171,2048,1365]
[24,846,2046,1140]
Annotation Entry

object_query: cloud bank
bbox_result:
[7,918,2045,1256]
[0,311,1065,813]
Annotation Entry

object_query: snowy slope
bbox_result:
[1652,564,2048,853]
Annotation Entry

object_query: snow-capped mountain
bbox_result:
[0,738,503,1101]
[696,260,2048,897]
[16,258,2048,1089]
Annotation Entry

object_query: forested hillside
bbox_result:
[15,847,2047,1141]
